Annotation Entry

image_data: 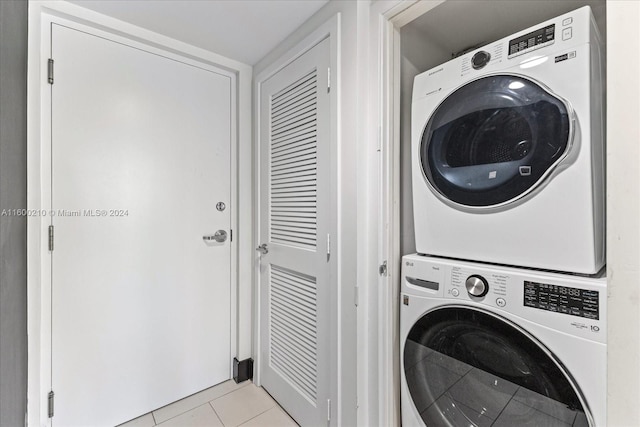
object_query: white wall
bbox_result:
[253,1,361,425]
[606,1,640,425]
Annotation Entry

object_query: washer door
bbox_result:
[420,75,572,208]
[404,307,590,426]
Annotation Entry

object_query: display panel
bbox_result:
[508,24,555,57]
[524,281,599,320]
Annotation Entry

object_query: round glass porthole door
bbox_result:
[404,308,589,427]
[420,75,572,208]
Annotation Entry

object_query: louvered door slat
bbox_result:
[269,67,318,250]
[272,138,316,155]
[271,114,316,136]
[272,146,317,162]
[269,266,318,403]
[272,96,317,122]
[270,73,315,108]
[272,128,316,146]
[272,172,316,184]
[271,72,316,110]
[272,161,316,175]
[270,306,317,342]
[272,102,317,125]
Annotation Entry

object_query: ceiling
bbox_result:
[68,0,329,65]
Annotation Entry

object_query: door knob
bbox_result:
[256,243,268,254]
[203,230,227,243]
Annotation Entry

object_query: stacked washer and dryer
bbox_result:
[401,6,606,427]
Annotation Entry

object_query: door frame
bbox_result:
[363,1,446,426]
[26,3,252,426]
[253,10,339,416]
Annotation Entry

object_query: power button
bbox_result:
[496,298,507,307]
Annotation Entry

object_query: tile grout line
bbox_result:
[208,401,225,426]
[210,385,278,427]
[151,410,157,426]
[235,403,279,427]
[152,381,252,425]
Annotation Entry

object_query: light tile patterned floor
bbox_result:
[118,381,298,427]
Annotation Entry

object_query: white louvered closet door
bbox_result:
[259,37,333,427]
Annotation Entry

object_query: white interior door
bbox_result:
[50,24,232,427]
[259,37,333,426]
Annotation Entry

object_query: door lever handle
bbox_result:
[203,230,227,243]
[256,243,268,255]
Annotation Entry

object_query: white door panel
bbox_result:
[51,24,231,427]
[259,38,333,426]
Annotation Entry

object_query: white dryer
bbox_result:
[411,7,605,274]
[400,254,606,427]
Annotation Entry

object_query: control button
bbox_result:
[562,17,573,26]
[465,275,489,297]
[519,166,531,176]
[562,27,573,41]
[496,298,507,307]
[451,288,460,297]
[471,51,491,70]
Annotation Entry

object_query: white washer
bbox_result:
[411,6,604,274]
[400,254,606,427]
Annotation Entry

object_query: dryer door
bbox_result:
[420,75,572,208]
[404,307,590,426]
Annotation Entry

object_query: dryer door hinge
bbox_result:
[327,67,331,93]
[327,398,331,422]
[48,59,54,84]
[379,260,388,276]
[48,391,54,418]
[48,225,54,251]
[354,286,359,307]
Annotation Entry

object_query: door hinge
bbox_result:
[326,233,331,261]
[230,229,233,242]
[354,286,359,307]
[48,59,54,84]
[379,260,387,276]
[327,67,331,93]
[48,225,54,251]
[48,391,54,418]
[327,398,331,422]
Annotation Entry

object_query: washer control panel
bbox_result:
[401,254,606,343]
[449,266,509,307]
[524,281,599,320]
